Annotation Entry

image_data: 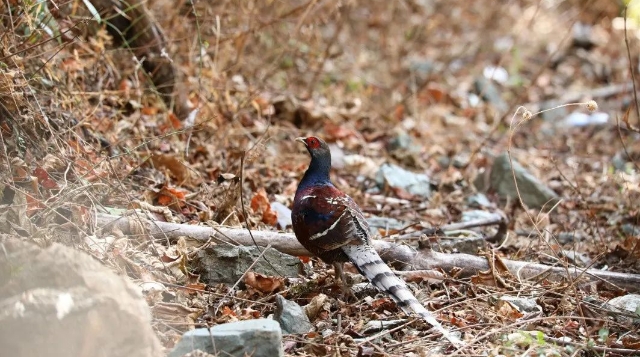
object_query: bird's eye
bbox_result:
[308,138,320,148]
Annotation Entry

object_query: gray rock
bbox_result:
[195,246,301,285]
[462,209,498,222]
[498,296,541,314]
[168,319,283,357]
[607,294,640,319]
[362,319,406,334]
[273,295,313,334]
[376,163,432,198]
[387,131,418,153]
[560,250,591,267]
[572,22,597,49]
[473,76,507,112]
[621,224,640,237]
[0,238,162,357]
[366,216,406,236]
[466,193,493,208]
[438,235,486,254]
[270,202,292,229]
[556,231,585,244]
[489,153,559,209]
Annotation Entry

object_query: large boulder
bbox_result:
[0,238,163,357]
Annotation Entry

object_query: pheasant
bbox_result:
[291,136,462,346]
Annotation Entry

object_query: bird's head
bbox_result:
[295,136,331,160]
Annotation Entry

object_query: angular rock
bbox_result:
[195,245,301,285]
[376,163,432,199]
[489,153,559,209]
[168,319,283,357]
[273,294,313,334]
[0,238,162,357]
[608,294,640,315]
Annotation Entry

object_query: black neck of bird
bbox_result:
[299,151,332,190]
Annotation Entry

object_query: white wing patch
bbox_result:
[309,209,349,240]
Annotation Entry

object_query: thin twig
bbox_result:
[623,6,640,128]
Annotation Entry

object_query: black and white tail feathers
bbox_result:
[341,244,463,346]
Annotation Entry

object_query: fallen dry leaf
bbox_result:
[150,154,190,185]
[243,271,283,294]
[250,188,278,226]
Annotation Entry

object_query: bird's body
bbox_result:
[291,136,462,346]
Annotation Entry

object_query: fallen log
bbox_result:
[96,213,640,292]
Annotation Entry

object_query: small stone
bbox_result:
[556,232,584,245]
[473,76,507,112]
[168,319,283,357]
[466,193,493,208]
[366,216,406,236]
[560,250,591,267]
[376,163,432,199]
[607,294,640,321]
[489,153,559,209]
[439,236,485,254]
[273,295,313,334]
[195,246,301,285]
[362,319,406,334]
[498,296,541,314]
[621,224,640,237]
[461,210,498,222]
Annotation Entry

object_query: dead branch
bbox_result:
[395,212,508,243]
[96,213,640,292]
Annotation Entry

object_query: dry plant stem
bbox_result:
[531,82,633,112]
[464,11,579,169]
[616,115,640,171]
[96,213,640,292]
[394,212,507,242]
[624,6,640,128]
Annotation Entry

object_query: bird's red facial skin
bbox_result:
[306,137,321,149]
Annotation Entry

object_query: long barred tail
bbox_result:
[342,244,463,346]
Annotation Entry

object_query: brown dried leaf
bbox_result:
[401,269,446,284]
[304,293,329,320]
[155,185,187,210]
[153,302,202,332]
[150,154,189,184]
[250,188,270,212]
[621,334,640,349]
[496,300,524,320]
[243,271,283,294]
[250,188,278,226]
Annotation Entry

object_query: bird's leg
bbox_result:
[333,262,357,302]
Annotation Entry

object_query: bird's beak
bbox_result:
[295,137,307,146]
